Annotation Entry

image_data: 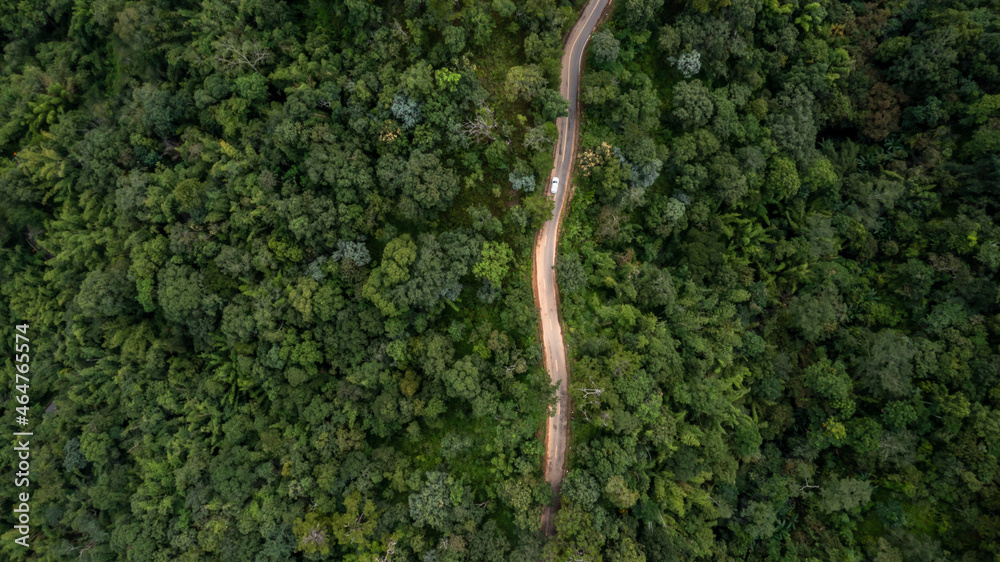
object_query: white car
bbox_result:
[550,177,559,194]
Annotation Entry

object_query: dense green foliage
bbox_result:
[556,0,1000,559]
[4,0,1000,560]
[0,1,579,559]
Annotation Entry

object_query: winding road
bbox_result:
[536,0,612,538]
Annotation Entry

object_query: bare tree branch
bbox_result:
[378,538,397,562]
[462,102,496,142]
[215,39,271,74]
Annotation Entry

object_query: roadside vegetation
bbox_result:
[0,1,580,560]
[555,0,1000,559]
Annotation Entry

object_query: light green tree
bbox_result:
[474,241,514,286]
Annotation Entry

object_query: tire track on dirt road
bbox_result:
[536,0,613,539]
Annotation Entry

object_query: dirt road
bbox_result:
[536,0,612,538]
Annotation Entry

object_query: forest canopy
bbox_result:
[2,0,1000,560]
[1,0,573,559]
[556,0,1000,559]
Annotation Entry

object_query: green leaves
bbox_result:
[765,154,801,202]
[671,79,714,129]
[408,471,470,533]
[786,284,847,343]
[605,474,639,509]
[292,512,332,555]
[27,83,73,134]
[473,240,513,287]
[0,0,585,559]
[434,67,461,92]
[443,355,481,401]
[541,502,606,561]
[157,262,221,339]
[503,65,547,102]
[363,235,416,317]
[331,491,378,548]
[817,476,873,514]
[805,357,854,415]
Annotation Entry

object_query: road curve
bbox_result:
[536,0,612,538]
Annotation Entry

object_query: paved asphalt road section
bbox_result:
[536,0,613,539]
